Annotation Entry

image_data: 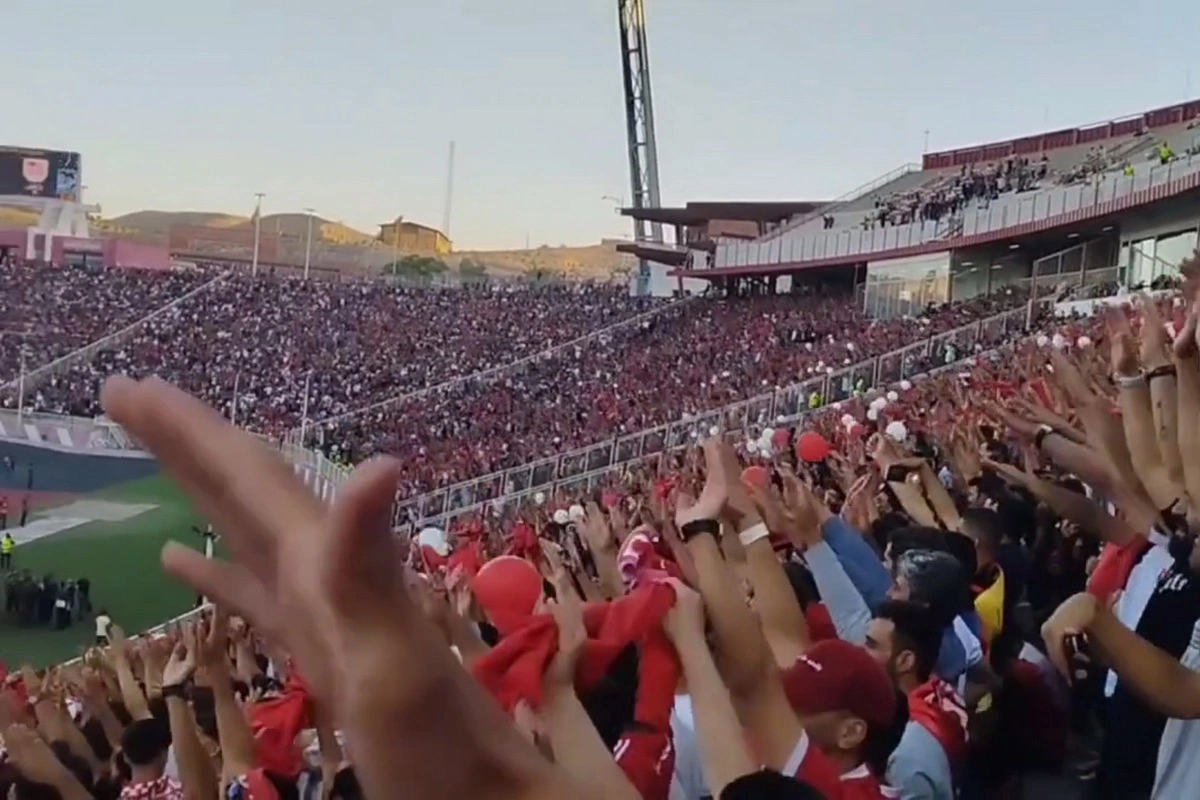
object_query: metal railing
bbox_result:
[391,303,1045,530]
[389,303,1035,526]
[0,300,1036,531]
[715,155,1200,268]
[758,162,923,242]
[0,271,232,395]
[0,409,134,451]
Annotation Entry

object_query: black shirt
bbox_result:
[1099,559,1200,798]
[721,771,824,800]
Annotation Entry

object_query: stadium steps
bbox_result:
[757,163,924,242]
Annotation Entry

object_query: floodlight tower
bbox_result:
[618,0,664,296]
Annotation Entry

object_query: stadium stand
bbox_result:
[1,272,666,428]
[1,262,1034,495]
[0,264,213,383]
[710,99,1200,271]
[318,289,1034,495]
[8,77,1200,800]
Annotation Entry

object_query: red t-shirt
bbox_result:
[248,679,312,778]
[783,731,899,799]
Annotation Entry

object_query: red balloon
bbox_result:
[771,428,790,449]
[796,431,831,463]
[471,556,544,636]
[741,465,770,490]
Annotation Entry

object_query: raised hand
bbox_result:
[162,640,197,689]
[982,457,1033,489]
[101,376,567,800]
[1174,300,1200,360]
[544,571,585,691]
[4,723,89,797]
[675,438,728,526]
[988,400,1041,442]
[743,477,792,537]
[579,500,616,555]
[841,472,879,532]
[1040,593,1100,679]
[778,470,826,547]
[1136,294,1172,369]
[1106,309,1140,378]
[661,579,706,645]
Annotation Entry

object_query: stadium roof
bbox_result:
[615,240,690,265]
[621,201,827,226]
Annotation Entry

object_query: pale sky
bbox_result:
[4,0,1198,250]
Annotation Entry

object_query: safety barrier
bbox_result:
[713,155,1200,268]
[388,303,1037,527]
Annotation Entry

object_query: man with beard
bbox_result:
[866,600,964,800]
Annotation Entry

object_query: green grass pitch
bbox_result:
[1,475,209,667]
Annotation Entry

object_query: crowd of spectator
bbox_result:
[3,264,663,429]
[0,264,213,384]
[3,261,1032,496]
[3,571,93,630]
[1056,143,1134,186]
[5,269,1200,800]
[313,289,1032,494]
[861,156,1050,231]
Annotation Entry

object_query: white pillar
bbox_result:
[299,370,312,444]
[303,207,315,279]
[16,350,27,427]
[251,193,265,275]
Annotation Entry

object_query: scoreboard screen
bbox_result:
[0,146,82,201]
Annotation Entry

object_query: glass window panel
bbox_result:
[1155,229,1198,278]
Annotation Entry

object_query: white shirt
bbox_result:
[95,615,112,638]
[668,695,710,800]
[1154,619,1200,798]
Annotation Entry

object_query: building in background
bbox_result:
[377,218,452,256]
[620,201,827,295]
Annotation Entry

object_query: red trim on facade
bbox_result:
[921,100,1200,170]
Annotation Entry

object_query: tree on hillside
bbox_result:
[383,254,449,279]
[459,258,487,278]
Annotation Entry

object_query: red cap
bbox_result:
[781,639,897,730]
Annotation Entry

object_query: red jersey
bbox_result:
[613,729,675,800]
[1087,537,1150,603]
[783,731,899,799]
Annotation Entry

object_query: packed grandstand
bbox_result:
[1,95,1200,800]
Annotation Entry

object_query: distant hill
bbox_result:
[0,207,39,227]
[107,211,247,238]
[105,211,377,245]
[450,240,636,280]
[1,203,633,279]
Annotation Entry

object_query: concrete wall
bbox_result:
[0,441,159,495]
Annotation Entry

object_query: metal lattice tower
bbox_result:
[618,0,664,296]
